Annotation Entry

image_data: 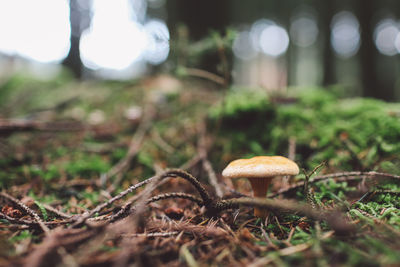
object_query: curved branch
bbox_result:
[72,169,211,226]
[270,171,400,197]
[215,197,355,234]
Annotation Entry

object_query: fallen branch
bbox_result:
[197,121,223,198]
[184,67,225,85]
[0,119,84,135]
[23,227,103,267]
[100,104,156,187]
[270,171,400,198]
[0,191,50,234]
[146,220,229,238]
[72,169,212,227]
[215,197,355,235]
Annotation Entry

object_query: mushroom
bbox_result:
[222,156,299,218]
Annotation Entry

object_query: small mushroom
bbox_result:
[222,156,299,218]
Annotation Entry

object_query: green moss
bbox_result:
[64,154,110,178]
[9,230,33,243]
[210,88,400,171]
[290,227,311,245]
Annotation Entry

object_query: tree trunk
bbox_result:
[62,0,91,79]
[320,0,336,86]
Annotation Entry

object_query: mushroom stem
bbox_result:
[248,177,273,218]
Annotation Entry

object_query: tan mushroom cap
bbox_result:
[222,156,299,178]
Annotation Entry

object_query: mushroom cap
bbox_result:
[222,156,299,179]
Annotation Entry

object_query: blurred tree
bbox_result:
[166,0,232,84]
[166,0,230,40]
[320,0,336,86]
[355,0,397,100]
[355,0,380,99]
[62,0,91,79]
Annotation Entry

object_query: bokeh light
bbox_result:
[331,11,360,58]
[80,0,169,70]
[233,19,290,60]
[290,13,318,47]
[259,24,290,57]
[144,19,170,65]
[250,19,275,52]
[233,31,257,60]
[374,19,399,56]
[0,0,70,63]
[79,0,148,70]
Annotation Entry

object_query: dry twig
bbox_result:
[0,191,50,234]
[100,104,156,187]
[197,121,224,198]
[184,67,225,85]
[270,171,400,198]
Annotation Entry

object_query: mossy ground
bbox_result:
[0,74,399,266]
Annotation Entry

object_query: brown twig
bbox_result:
[0,191,50,234]
[41,203,72,219]
[24,227,103,267]
[270,171,400,198]
[147,192,203,206]
[0,119,84,136]
[197,121,224,198]
[148,219,229,238]
[106,192,203,222]
[72,169,212,227]
[105,157,205,222]
[101,104,156,188]
[184,67,225,85]
[302,162,325,209]
[213,33,230,86]
[123,231,179,238]
[215,197,354,234]
[111,168,167,267]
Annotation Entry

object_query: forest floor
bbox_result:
[0,73,399,266]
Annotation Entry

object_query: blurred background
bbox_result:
[0,0,399,100]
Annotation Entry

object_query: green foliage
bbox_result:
[34,200,48,221]
[64,154,110,178]
[174,28,236,77]
[9,230,33,243]
[210,88,400,171]
[208,89,276,160]
[290,226,311,245]
[111,148,127,163]
[0,72,73,116]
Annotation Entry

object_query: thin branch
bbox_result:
[213,32,230,86]
[303,162,325,209]
[123,231,179,238]
[111,168,167,267]
[41,203,72,219]
[106,158,204,222]
[147,192,203,206]
[0,192,50,234]
[105,192,203,223]
[270,171,400,197]
[24,227,103,267]
[197,121,223,198]
[215,197,355,234]
[0,119,84,135]
[71,175,156,227]
[179,154,202,171]
[146,220,229,238]
[100,104,156,187]
[72,169,212,227]
[184,67,225,85]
